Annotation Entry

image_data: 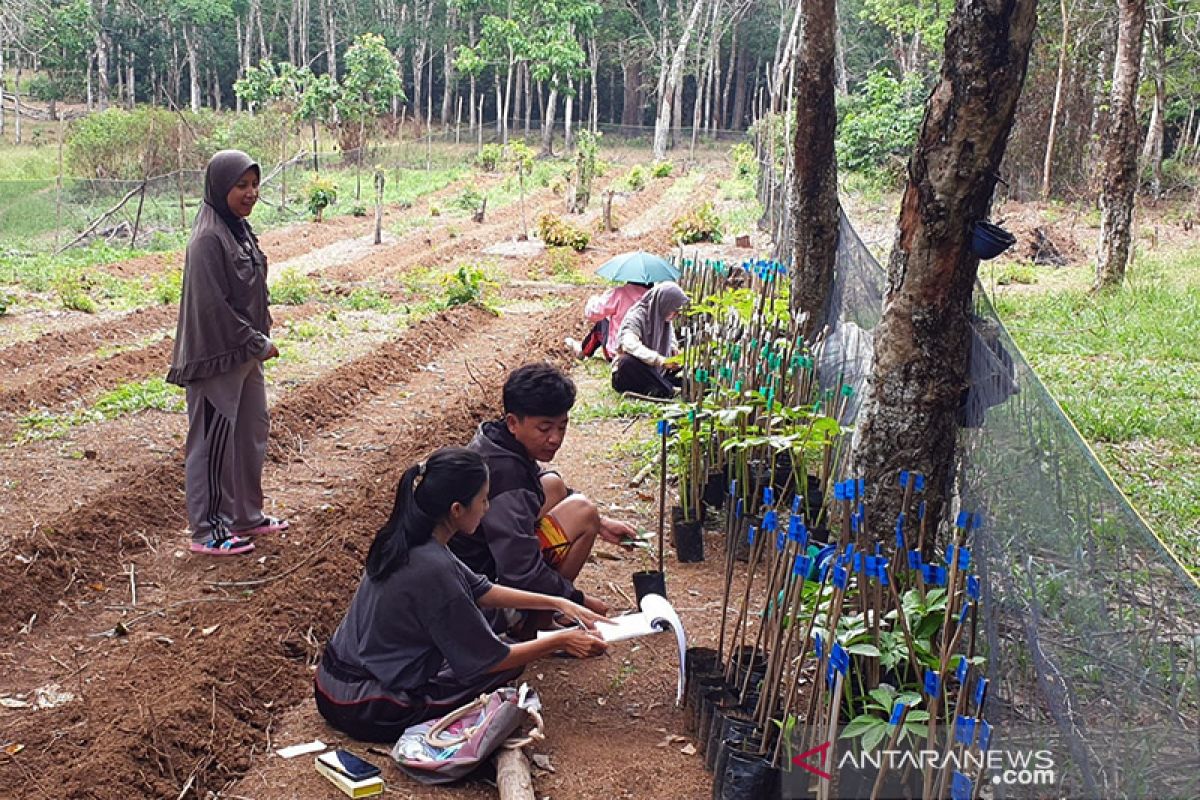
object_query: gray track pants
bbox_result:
[183,358,269,541]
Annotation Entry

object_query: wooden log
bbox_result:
[495,748,535,800]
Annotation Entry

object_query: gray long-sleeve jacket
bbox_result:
[448,421,585,605]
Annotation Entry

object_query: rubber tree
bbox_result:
[851,0,1039,537]
[1094,0,1146,291]
[789,0,840,339]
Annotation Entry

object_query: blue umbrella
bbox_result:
[595,251,680,284]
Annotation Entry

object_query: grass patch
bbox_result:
[17,377,184,441]
[0,240,185,312]
[996,247,1200,574]
[270,268,321,305]
[574,395,659,423]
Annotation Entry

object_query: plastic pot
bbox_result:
[706,710,757,772]
[632,570,666,604]
[685,674,726,733]
[686,646,722,684]
[716,741,782,800]
[671,506,705,563]
[712,733,763,800]
[698,686,737,751]
[702,469,728,509]
[971,220,1016,260]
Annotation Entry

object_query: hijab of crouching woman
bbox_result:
[315,447,609,743]
[611,281,690,398]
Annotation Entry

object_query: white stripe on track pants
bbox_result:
[183,358,269,542]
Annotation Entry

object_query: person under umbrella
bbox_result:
[566,251,679,361]
[611,281,689,398]
[568,281,650,360]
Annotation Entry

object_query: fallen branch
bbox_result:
[55,182,144,255]
[205,533,337,588]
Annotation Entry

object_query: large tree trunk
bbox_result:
[441,5,458,125]
[852,0,1038,538]
[654,0,707,160]
[621,53,642,126]
[184,25,201,112]
[321,0,337,79]
[541,79,559,156]
[730,42,749,128]
[92,0,110,110]
[1095,0,1146,291]
[790,0,840,338]
[1140,6,1166,201]
[1040,0,1071,199]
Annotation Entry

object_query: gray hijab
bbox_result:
[205,149,259,240]
[618,281,689,357]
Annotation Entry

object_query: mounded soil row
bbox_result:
[0,306,318,427]
[0,301,582,799]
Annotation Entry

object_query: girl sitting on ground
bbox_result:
[315,447,608,744]
[611,282,690,399]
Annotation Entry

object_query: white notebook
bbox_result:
[540,593,687,703]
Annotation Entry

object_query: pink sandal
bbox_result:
[190,532,255,556]
[238,516,290,536]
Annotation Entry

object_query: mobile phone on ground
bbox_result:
[317,749,381,781]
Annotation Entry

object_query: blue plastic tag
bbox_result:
[967,575,981,601]
[764,510,778,531]
[763,486,774,506]
[956,656,968,684]
[924,669,941,698]
[908,549,922,570]
[955,716,976,746]
[833,566,849,590]
[974,677,989,709]
[747,526,756,545]
[978,720,992,751]
[899,470,910,488]
[813,632,824,661]
[656,419,671,436]
[915,474,926,492]
[951,772,973,800]
[889,702,906,726]
[831,644,850,675]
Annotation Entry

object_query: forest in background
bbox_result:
[0,0,1198,201]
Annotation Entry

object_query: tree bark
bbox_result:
[541,79,559,156]
[654,0,706,160]
[1040,0,1071,199]
[441,5,458,125]
[621,53,642,127]
[731,42,748,128]
[184,25,201,112]
[1140,6,1166,201]
[1095,0,1146,291]
[92,0,110,110]
[790,0,840,338]
[852,0,1038,539]
[321,0,337,79]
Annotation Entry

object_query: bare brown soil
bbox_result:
[0,159,738,799]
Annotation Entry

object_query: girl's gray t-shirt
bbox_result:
[328,541,510,691]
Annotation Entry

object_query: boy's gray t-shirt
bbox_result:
[328,541,510,691]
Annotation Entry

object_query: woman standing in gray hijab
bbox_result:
[611,281,689,398]
[167,150,288,556]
